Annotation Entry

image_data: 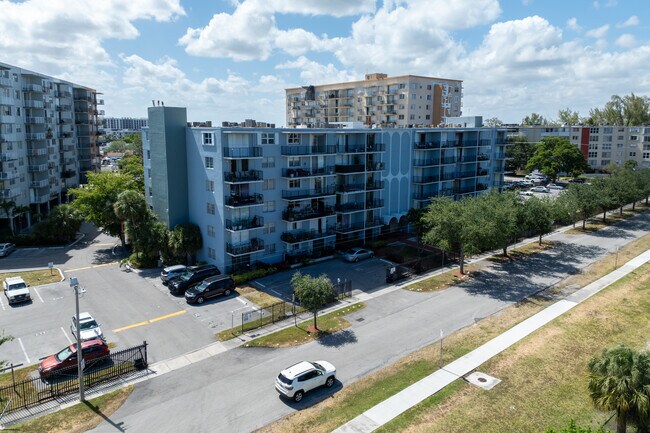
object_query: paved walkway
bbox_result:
[334,249,650,433]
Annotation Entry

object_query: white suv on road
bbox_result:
[3,276,31,305]
[71,312,104,341]
[275,360,337,402]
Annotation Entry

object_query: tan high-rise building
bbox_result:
[285,73,462,128]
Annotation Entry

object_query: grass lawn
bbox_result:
[376,265,650,433]
[244,302,365,348]
[404,264,481,293]
[237,285,283,308]
[0,269,62,289]
[11,385,134,433]
[0,364,38,388]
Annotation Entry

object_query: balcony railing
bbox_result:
[23,84,43,92]
[26,133,46,141]
[335,202,365,212]
[28,164,48,172]
[0,77,12,87]
[24,100,44,109]
[281,227,336,244]
[282,166,335,178]
[282,206,335,221]
[477,154,489,161]
[440,157,457,165]
[366,199,384,209]
[25,116,45,124]
[0,189,19,199]
[225,193,263,207]
[441,172,457,181]
[32,194,50,203]
[281,145,336,156]
[458,172,476,179]
[226,238,264,256]
[282,185,336,200]
[414,141,441,150]
[413,175,439,184]
[413,192,435,200]
[0,152,17,161]
[225,216,264,231]
[336,183,364,193]
[29,148,48,156]
[366,162,384,172]
[336,218,384,233]
[460,155,477,163]
[335,164,365,174]
[366,180,384,190]
[476,169,489,176]
[223,146,263,158]
[413,159,440,167]
[30,179,49,188]
[224,170,263,183]
[0,172,18,180]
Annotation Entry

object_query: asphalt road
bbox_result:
[90,211,650,433]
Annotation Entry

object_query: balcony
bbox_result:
[413,192,435,201]
[366,199,384,209]
[454,186,477,195]
[28,148,48,156]
[282,166,335,178]
[26,132,46,141]
[413,175,439,184]
[459,155,477,163]
[61,170,76,179]
[366,162,385,172]
[440,157,457,165]
[226,238,264,256]
[335,202,365,213]
[225,193,263,207]
[477,154,489,161]
[0,77,12,87]
[55,90,72,98]
[414,141,441,150]
[225,216,264,231]
[0,172,18,180]
[281,227,336,244]
[441,172,457,181]
[335,164,365,174]
[30,179,49,188]
[413,159,440,167]
[282,206,335,222]
[0,189,19,199]
[336,183,365,193]
[29,164,48,172]
[282,185,336,200]
[23,84,43,93]
[0,152,17,161]
[366,180,384,190]
[223,146,263,158]
[336,218,384,233]
[458,171,476,179]
[281,145,336,156]
[224,170,263,183]
[337,143,386,154]
[24,100,44,109]
[63,144,76,152]
[32,194,51,203]
[476,169,489,177]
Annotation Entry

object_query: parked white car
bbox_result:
[275,361,337,402]
[530,186,550,193]
[547,183,565,190]
[71,312,104,341]
[160,264,187,285]
[519,190,534,196]
[3,276,31,305]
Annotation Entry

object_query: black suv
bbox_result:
[168,265,220,296]
[185,275,236,304]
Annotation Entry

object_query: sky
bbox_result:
[0,0,648,127]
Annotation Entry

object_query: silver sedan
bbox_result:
[342,247,374,263]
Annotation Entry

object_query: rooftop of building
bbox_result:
[0,61,98,92]
[285,73,463,92]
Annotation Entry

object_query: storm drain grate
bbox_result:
[356,318,365,322]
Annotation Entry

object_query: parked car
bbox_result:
[185,275,236,304]
[342,247,374,263]
[547,183,565,190]
[160,264,187,285]
[530,186,550,193]
[0,243,16,257]
[519,190,534,196]
[168,264,220,296]
[275,360,337,402]
[38,338,110,379]
[3,276,31,305]
[71,312,104,341]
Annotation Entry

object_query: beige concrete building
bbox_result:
[285,73,462,128]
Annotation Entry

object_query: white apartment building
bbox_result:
[103,117,148,131]
[0,61,102,232]
[285,73,463,129]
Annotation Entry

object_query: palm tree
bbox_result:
[588,344,650,433]
[0,200,16,235]
[113,190,148,253]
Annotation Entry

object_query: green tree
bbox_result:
[118,155,145,193]
[31,204,83,243]
[587,94,650,126]
[545,419,610,433]
[592,178,619,224]
[123,132,143,158]
[479,191,520,256]
[0,331,13,369]
[138,216,170,264]
[565,183,600,229]
[69,171,135,248]
[484,117,503,127]
[105,140,129,153]
[291,272,335,330]
[588,345,650,433]
[506,135,536,173]
[526,137,589,181]
[557,108,581,125]
[522,112,548,126]
[0,200,16,235]
[113,190,149,253]
[624,160,638,171]
[553,188,581,227]
[610,171,641,215]
[521,196,555,245]
[168,223,203,265]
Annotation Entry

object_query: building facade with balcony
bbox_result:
[0,61,102,231]
[102,117,147,132]
[285,73,463,129]
[510,125,650,171]
[143,107,506,274]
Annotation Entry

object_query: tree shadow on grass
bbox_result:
[317,329,358,348]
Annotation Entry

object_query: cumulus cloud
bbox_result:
[566,17,581,32]
[617,15,639,28]
[276,56,357,85]
[585,24,609,39]
[615,34,636,48]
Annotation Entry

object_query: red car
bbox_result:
[38,338,110,379]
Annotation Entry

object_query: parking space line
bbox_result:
[65,261,119,273]
[270,289,282,296]
[0,296,4,311]
[255,282,266,288]
[33,287,44,303]
[61,327,73,345]
[17,338,30,364]
[236,297,248,305]
[113,310,187,333]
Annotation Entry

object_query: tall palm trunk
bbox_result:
[616,408,626,433]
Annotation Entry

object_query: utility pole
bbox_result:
[70,277,84,402]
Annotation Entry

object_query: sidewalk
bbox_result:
[334,248,650,433]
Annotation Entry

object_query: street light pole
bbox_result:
[70,277,84,402]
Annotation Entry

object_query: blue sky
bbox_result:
[1,0,648,126]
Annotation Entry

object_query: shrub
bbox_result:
[368,240,389,249]
[127,252,158,269]
[232,267,278,285]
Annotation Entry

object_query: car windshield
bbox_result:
[7,282,26,291]
[55,346,74,362]
[346,249,357,255]
[278,373,292,385]
[194,282,208,292]
[79,319,98,330]
[180,272,194,281]
[310,361,324,371]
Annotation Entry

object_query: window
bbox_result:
[206,180,214,191]
[410,93,416,99]
[288,157,300,167]
[410,104,415,110]
[617,143,624,148]
[630,152,637,157]
[398,83,405,89]
[202,132,213,145]
[589,135,599,142]
[427,94,432,100]
[261,133,275,144]
[207,225,215,237]
[263,200,275,212]
[602,143,611,150]
[264,243,276,256]
[207,248,216,259]
[207,203,215,214]
[425,115,430,120]
[602,152,611,158]
[454,96,459,102]
[288,133,300,144]
[146,150,150,160]
[588,151,598,158]
[631,135,638,141]
[289,179,300,188]
[263,179,275,190]
[398,115,404,120]
[426,84,432,90]
[399,94,405,100]
[603,135,612,142]
[148,187,152,197]
[644,153,650,159]
[262,156,275,168]
[205,156,214,169]
[263,222,276,234]
[590,127,599,134]
[601,160,610,166]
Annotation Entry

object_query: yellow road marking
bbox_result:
[65,262,119,273]
[112,310,187,333]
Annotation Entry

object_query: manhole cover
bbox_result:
[356,318,365,322]
[478,377,487,383]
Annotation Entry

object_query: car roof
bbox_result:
[0,243,13,248]
[78,312,94,321]
[349,247,364,252]
[188,264,218,272]
[281,361,315,379]
[201,275,233,284]
[71,338,106,351]
[5,276,25,284]
[164,264,186,272]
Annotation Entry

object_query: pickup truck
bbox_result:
[3,276,32,305]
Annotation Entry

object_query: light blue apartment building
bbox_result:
[143,107,507,273]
